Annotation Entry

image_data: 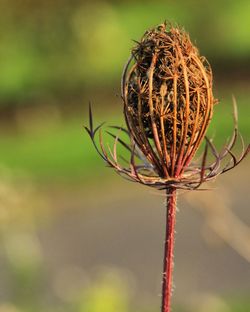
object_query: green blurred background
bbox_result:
[0,0,249,311]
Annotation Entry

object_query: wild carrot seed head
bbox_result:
[86,22,249,190]
[123,23,215,178]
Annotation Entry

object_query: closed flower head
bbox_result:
[123,23,214,178]
[86,22,249,190]
[85,21,249,312]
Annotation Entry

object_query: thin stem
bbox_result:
[161,187,177,312]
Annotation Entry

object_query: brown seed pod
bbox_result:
[85,22,249,312]
[122,23,214,179]
[85,23,249,190]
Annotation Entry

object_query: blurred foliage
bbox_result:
[78,270,130,312]
[0,0,249,103]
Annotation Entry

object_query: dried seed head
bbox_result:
[122,23,215,178]
[86,23,249,190]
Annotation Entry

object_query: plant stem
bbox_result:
[161,187,177,312]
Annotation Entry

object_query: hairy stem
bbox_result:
[161,187,177,312]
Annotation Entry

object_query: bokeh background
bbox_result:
[0,0,249,311]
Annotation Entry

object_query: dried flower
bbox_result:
[85,23,249,191]
[85,22,249,312]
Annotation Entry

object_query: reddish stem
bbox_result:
[161,187,177,312]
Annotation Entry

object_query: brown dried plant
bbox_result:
[85,23,249,312]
